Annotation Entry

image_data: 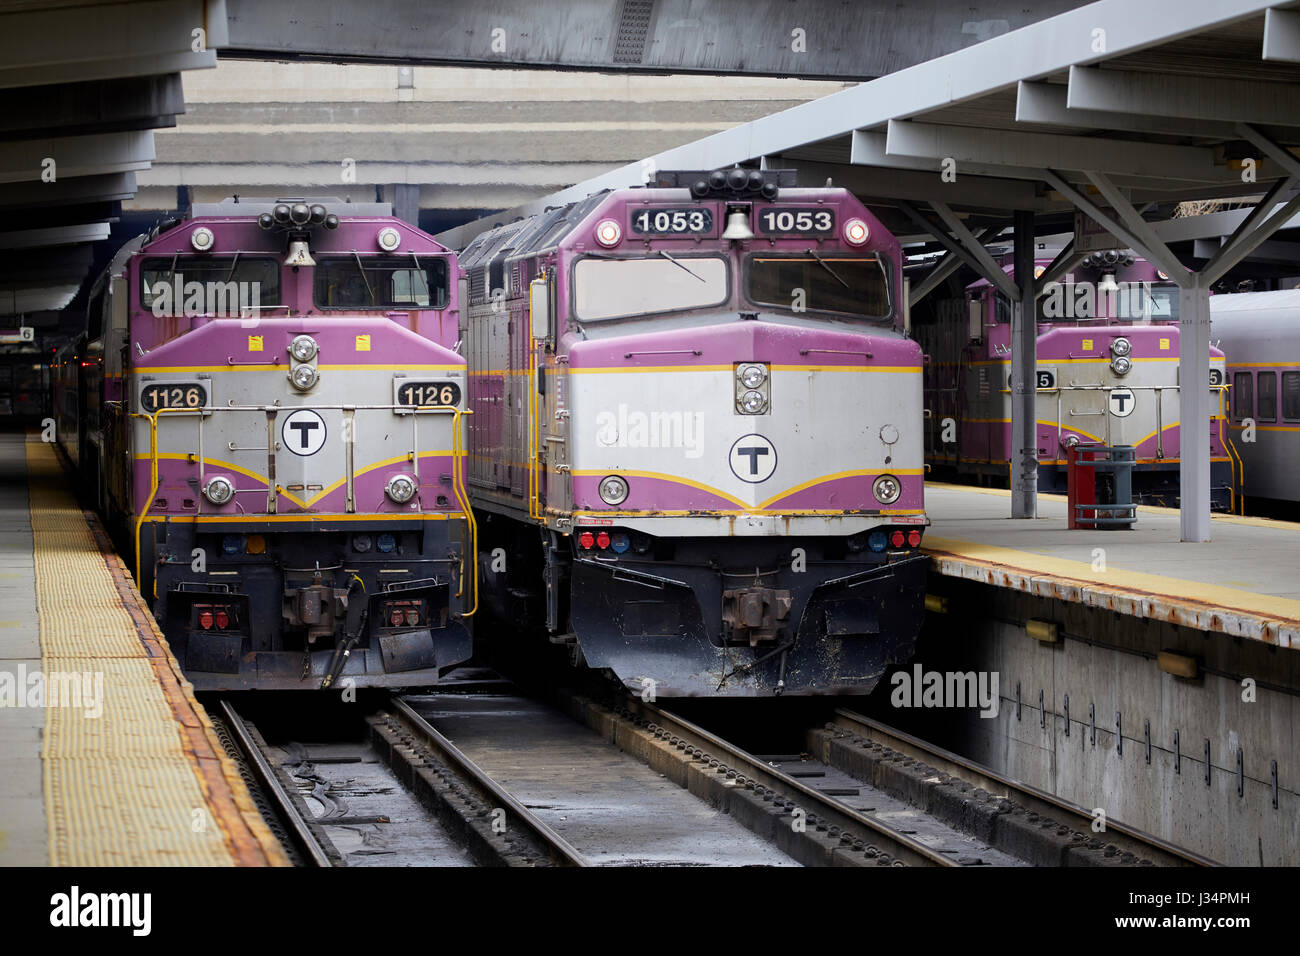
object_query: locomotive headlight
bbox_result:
[738,363,767,388]
[203,475,234,505]
[594,219,622,247]
[741,390,767,414]
[1110,337,1132,357]
[289,334,318,362]
[872,474,901,505]
[291,364,319,390]
[385,474,417,504]
[598,474,629,505]
[377,226,402,252]
[190,227,215,252]
[1111,356,1132,376]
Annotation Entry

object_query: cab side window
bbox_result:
[1232,371,1253,421]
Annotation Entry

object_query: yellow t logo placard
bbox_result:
[1082,338,1093,351]
[1159,338,1170,350]
[248,335,263,352]
[355,334,371,352]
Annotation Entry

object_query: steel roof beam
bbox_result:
[0,172,136,210]
[1262,7,1300,62]
[1202,178,1300,284]
[0,0,222,90]
[923,200,1020,301]
[1033,238,1081,298]
[908,225,1002,306]
[1081,170,1189,284]
[437,0,1280,246]
[0,130,154,185]
[1015,81,1241,139]
[1066,65,1300,128]
[1039,170,1186,281]
[1235,122,1300,180]
[885,119,1229,184]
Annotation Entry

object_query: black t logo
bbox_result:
[735,445,770,475]
[289,419,319,449]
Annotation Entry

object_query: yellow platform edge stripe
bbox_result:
[26,438,288,867]
[922,533,1300,635]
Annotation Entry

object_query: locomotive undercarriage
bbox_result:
[144,521,471,690]
[475,514,927,697]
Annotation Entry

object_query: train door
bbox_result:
[529,271,571,517]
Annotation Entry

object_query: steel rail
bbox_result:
[832,708,1217,867]
[631,699,958,867]
[219,699,333,867]
[390,697,591,867]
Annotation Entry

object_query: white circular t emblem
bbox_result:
[729,434,777,483]
[1109,387,1136,418]
[281,408,327,456]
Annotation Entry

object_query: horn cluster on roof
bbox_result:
[257,200,340,232]
[650,168,797,201]
[1079,249,1136,269]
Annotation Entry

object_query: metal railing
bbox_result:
[131,402,477,616]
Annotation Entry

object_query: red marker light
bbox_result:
[890,530,906,548]
[596,532,611,549]
[579,532,595,549]
[214,609,229,630]
[198,610,214,630]
[907,529,922,547]
[390,608,404,627]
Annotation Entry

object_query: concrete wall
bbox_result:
[131,61,850,223]
[865,579,1298,865]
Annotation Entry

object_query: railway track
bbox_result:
[807,708,1217,867]
[214,682,1213,867]
[215,695,581,867]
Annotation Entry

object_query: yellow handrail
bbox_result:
[448,406,478,617]
[129,410,160,594]
[132,403,479,612]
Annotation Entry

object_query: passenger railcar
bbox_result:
[1211,290,1300,507]
[457,169,928,697]
[56,199,474,690]
[917,251,1234,508]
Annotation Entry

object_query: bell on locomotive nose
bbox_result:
[285,239,316,267]
[721,208,754,241]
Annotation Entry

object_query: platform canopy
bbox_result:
[0,0,223,330]
[439,0,1300,542]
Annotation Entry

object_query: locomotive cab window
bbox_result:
[314,255,449,310]
[1283,371,1300,421]
[1119,282,1179,320]
[141,257,281,314]
[746,253,891,320]
[1257,371,1277,422]
[572,255,728,321]
[1232,371,1253,421]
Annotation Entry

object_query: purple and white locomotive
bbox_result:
[56,198,474,690]
[458,169,928,697]
[918,250,1234,508]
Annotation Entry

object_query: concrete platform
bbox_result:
[0,431,285,866]
[923,483,1300,648]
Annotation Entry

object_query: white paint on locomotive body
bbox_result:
[568,359,923,536]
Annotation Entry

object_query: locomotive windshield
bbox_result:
[314,255,449,310]
[141,256,281,314]
[1118,281,1179,320]
[746,253,891,320]
[573,256,728,321]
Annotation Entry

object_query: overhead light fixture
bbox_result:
[190,227,215,252]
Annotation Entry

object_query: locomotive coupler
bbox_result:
[721,586,792,646]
